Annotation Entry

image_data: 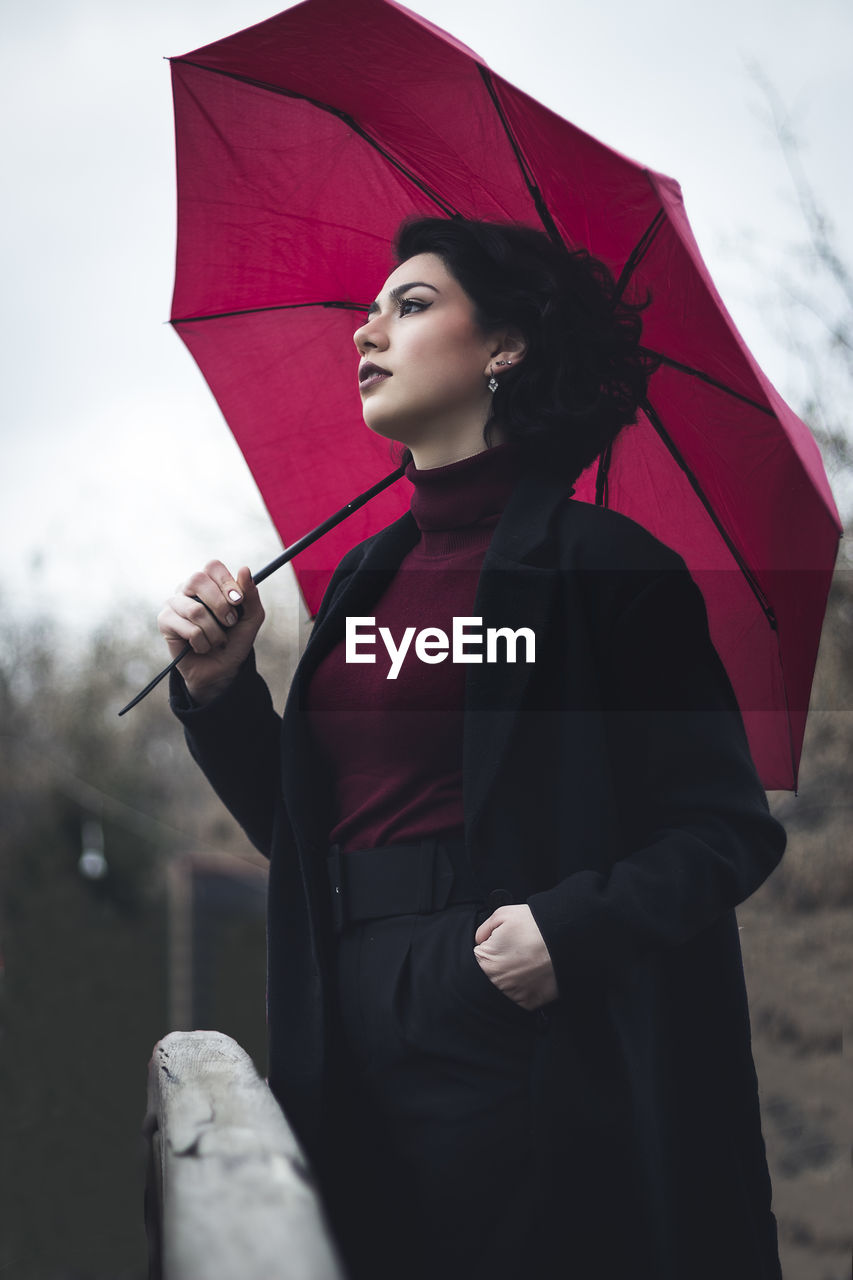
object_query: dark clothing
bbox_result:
[306,442,519,851]
[329,898,543,1280]
[171,457,786,1279]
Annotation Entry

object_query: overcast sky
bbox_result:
[2,0,851,643]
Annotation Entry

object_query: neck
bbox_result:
[406,420,506,471]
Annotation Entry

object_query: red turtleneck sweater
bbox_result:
[305,443,520,852]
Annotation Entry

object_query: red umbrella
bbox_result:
[164,0,840,790]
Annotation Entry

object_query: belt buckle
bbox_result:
[328,844,346,932]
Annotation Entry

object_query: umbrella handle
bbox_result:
[118,464,406,716]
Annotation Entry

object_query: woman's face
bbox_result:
[353,253,502,456]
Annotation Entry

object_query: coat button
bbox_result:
[485,889,512,912]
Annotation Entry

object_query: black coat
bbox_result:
[171,463,786,1278]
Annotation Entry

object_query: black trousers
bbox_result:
[325,900,554,1280]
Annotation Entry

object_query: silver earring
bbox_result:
[488,374,499,393]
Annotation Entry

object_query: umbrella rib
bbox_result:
[171,300,367,325]
[172,59,463,219]
[476,66,565,248]
[642,352,775,415]
[594,440,613,508]
[614,211,666,298]
[641,397,777,631]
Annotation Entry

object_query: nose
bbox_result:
[353,312,386,356]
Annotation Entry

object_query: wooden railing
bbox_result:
[144,1030,346,1280]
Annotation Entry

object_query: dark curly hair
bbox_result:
[392,216,658,483]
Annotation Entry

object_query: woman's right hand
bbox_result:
[157,561,265,706]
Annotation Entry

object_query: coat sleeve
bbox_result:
[169,649,284,857]
[168,542,366,857]
[526,558,787,994]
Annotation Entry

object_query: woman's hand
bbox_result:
[473,904,559,1011]
[157,561,265,706]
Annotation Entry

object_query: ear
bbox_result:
[484,326,527,376]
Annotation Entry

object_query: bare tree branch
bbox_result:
[747,62,853,312]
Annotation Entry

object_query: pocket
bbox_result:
[387,936,415,1047]
[466,917,536,1024]
[389,906,536,1059]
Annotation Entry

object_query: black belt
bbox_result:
[327,839,485,934]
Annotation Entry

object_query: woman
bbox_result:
[159,218,786,1280]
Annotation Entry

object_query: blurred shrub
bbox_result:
[765,555,853,909]
[0,596,298,1279]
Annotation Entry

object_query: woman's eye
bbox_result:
[399,298,428,316]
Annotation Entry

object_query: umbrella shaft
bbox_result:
[118,464,406,716]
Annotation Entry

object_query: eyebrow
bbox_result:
[367,281,440,316]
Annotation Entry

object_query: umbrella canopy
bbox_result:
[167,0,841,790]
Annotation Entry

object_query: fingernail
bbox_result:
[228,589,242,602]
[226,611,237,626]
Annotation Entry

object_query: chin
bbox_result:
[362,410,416,448]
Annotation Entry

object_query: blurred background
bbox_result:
[1,1,850,1277]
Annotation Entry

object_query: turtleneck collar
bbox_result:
[403,441,521,559]
[406,441,520,530]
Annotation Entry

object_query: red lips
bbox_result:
[359,361,391,384]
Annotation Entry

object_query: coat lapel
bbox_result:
[463,466,570,847]
[298,511,421,684]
